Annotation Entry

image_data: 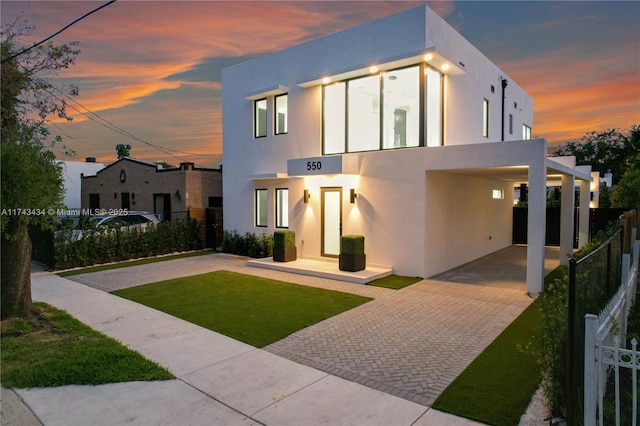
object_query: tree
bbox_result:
[1,18,80,320]
[153,160,176,169]
[552,126,640,185]
[116,143,131,159]
[611,153,640,210]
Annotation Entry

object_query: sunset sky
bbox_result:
[2,1,639,168]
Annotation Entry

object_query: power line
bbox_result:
[2,0,117,63]
[44,83,216,165]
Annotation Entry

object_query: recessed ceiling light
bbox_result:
[424,53,433,61]
[322,77,330,84]
[441,64,450,71]
[369,66,378,73]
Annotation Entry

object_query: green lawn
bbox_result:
[113,270,372,347]
[1,303,173,388]
[367,275,422,290]
[57,250,213,277]
[431,267,568,426]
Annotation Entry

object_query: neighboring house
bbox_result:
[81,157,222,221]
[58,158,106,209]
[222,5,592,293]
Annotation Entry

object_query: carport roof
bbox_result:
[423,139,592,183]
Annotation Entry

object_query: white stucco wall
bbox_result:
[222,5,536,280]
[58,161,106,209]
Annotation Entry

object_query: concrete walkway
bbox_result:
[4,247,557,425]
[8,271,480,426]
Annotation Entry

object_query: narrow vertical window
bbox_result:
[275,94,288,135]
[482,99,490,138]
[425,67,443,147]
[254,99,267,138]
[522,124,532,140]
[276,188,288,228]
[509,114,513,135]
[323,82,346,154]
[255,189,267,227]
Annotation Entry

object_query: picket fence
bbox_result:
[584,230,639,426]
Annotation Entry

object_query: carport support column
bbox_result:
[579,179,591,248]
[527,159,546,294]
[560,174,575,265]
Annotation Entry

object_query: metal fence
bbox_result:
[584,233,639,425]
[567,229,625,424]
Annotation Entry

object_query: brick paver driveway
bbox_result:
[265,246,559,406]
[66,246,559,407]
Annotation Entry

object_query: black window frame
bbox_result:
[254,98,267,138]
[274,94,288,135]
[255,188,268,227]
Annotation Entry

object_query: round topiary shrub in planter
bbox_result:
[273,230,296,262]
[339,235,366,272]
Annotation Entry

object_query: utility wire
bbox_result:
[45,84,215,165]
[2,0,117,63]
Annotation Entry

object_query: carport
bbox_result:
[423,138,593,294]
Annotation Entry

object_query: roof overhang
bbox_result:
[297,47,464,89]
[244,85,288,101]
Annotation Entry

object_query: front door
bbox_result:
[321,187,342,257]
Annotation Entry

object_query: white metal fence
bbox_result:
[584,230,639,426]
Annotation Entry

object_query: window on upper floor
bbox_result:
[523,124,532,140]
[322,64,442,154]
[509,114,514,135]
[255,188,267,227]
[254,99,267,138]
[275,94,288,135]
[482,99,489,138]
[276,188,288,228]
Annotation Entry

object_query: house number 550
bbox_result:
[306,161,322,171]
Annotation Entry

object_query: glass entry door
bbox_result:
[321,187,342,257]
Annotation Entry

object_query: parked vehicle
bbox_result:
[56,212,160,240]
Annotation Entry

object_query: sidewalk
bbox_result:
[7,272,482,426]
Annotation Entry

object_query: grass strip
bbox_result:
[56,250,213,277]
[113,270,372,348]
[431,267,567,425]
[1,303,173,388]
[367,275,422,290]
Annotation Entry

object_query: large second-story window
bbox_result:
[322,64,442,154]
[522,124,532,140]
[275,94,288,134]
[254,99,267,138]
[348,75,380,152]
[383,67,420,149]
[324,82,346,154]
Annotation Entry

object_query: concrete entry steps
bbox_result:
[247,257,393,284]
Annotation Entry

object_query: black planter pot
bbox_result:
[339,253,366,272]
[273,247,297,262]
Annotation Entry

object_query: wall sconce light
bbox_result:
[350,188,357,203]
[304,189,310,204]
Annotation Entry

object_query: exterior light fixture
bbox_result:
[441,63,450,71]
[350,188,357,203]
[304,189,310,203]
[322,77,330,84]
[424,53,433,61]
[369,66,378,73]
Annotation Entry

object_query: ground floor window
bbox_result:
[255,188,267,227]
[276,188,288,228]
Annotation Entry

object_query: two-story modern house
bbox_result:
[222,5,592,293]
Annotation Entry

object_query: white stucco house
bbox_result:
[58,158,106,209]
[222,5,592,293]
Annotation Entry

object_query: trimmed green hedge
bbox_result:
[340,235,364,255]
[221,230,273,258]
[55,219,202,269]
[274,230,295,249]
